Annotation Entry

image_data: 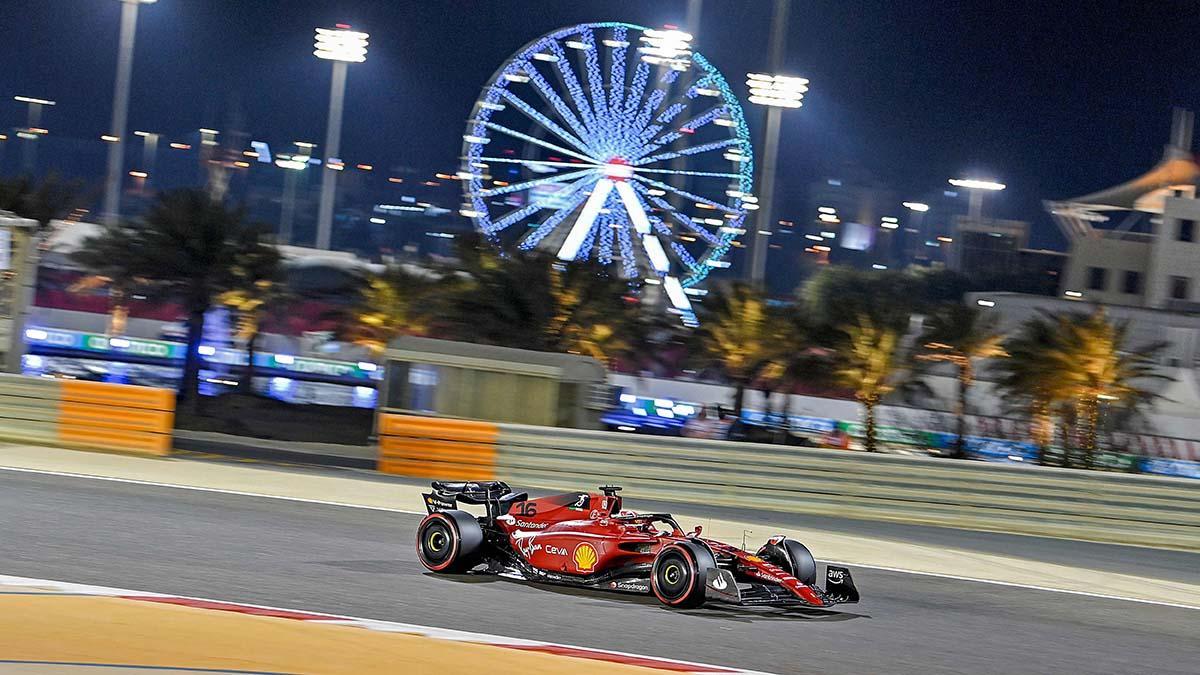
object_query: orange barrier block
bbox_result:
[377,414,497,479]
[56,380,175,457]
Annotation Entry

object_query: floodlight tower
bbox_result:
[313,25,369,250]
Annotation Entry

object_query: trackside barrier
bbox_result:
[377,414,497,480]
[484,424,1200,551]
[0,373,174,456]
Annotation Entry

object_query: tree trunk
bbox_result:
[1031,397,1052,465]
[1080,394,1100,469]
[953,365,970,459]
[732,381,746,419]
[863,396,878,453]
[240,326,259,394]
[180,307,207,412]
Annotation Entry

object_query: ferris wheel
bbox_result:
[460,22,755,316]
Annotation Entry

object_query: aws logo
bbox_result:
[573,543,598,572]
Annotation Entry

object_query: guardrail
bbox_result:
[375,418,1200,551]
[0,373,174,456]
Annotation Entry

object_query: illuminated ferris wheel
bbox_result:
[460,22,755,315]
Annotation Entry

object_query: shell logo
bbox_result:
[573,543,598,572]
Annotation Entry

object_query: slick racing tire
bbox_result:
[758,537,817,586]
[651,542,716,609]
[416,510,483,573]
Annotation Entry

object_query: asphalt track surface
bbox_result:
[2,467,1198,675]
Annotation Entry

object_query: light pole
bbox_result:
[102,0,156,225]
[744,70,808,284]
[276,141,314,244]
[313,25,368,250]
[948,178,1005,220]
[134,130,159,189]
[744,0,805,286]
[13,96,55,173]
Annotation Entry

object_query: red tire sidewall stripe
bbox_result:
[652,545,697,606]
[418,513,460,572]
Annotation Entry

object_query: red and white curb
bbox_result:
[0,575,770,675]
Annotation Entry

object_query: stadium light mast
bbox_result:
[744,0,806,286]
[102,0,156,225]
[313,25,368,250]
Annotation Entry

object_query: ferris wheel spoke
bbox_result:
[640,105,729,157]
[476,157,591,169]
[580,30,611,139]
[546,41,602,139]
[632,174,738,215]
[518,175,599,250]
[486,201,544,234]
[632,138,739,167]
[614,220,639,278]
[473,167,598,198]
[630,166,742,179]
[521,65,599,151]
[630,89,669,145]
[607,27,628,115]
[557,178,616,261]
[497,90,596,157]
[478,121,598,164]
[630,182,721,245]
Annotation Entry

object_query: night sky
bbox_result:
[6,1,1200,250]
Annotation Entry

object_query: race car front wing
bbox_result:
[705,565,859,607]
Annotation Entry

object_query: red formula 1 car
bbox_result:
[416,481,859,609]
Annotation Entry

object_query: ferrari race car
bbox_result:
[416,481,859,609]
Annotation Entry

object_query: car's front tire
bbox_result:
[416,510,483,573]
[758,537,817,586]
[651,542,715,608]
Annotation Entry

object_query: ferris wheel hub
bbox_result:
[603,158,633,181]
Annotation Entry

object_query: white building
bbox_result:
[1047,109,1200,311]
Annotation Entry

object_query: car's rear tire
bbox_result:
[758,537,817,586]
[416,510,483,573]
[651,542,715,609]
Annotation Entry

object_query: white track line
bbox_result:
[2,464,1197,612]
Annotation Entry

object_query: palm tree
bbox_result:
[992,315,1069,464]
[217,237,284,392]
[995,310,1168,467]
[1042,310,1168,467]
[0,174,82,228]
[833,315,904,452]
[72,189,273,407]
[336,265,433,357]
[437,245,637,364]
[698,282,791,418]
[917,304,1007,458]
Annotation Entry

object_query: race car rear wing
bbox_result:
[423,480,527,520]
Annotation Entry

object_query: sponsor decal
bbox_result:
[517,540,542,558]
[744,555,763,563]
[515,520,548,529]
[827,568,846,583]
[570,494,589,510]
[589,509,601,519]
[424,495,455,511]
[610,580,650,592]
[573,543,599,572]
[711,574,728,590]
[766,536,784,546]
[545,544,568,556]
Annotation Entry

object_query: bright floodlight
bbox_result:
[639,28,693,68]
[314,27,369,63]
[746,73,808,108]
[14,96,55,106]
[949,178,1005,191]
[902,201,930,212]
